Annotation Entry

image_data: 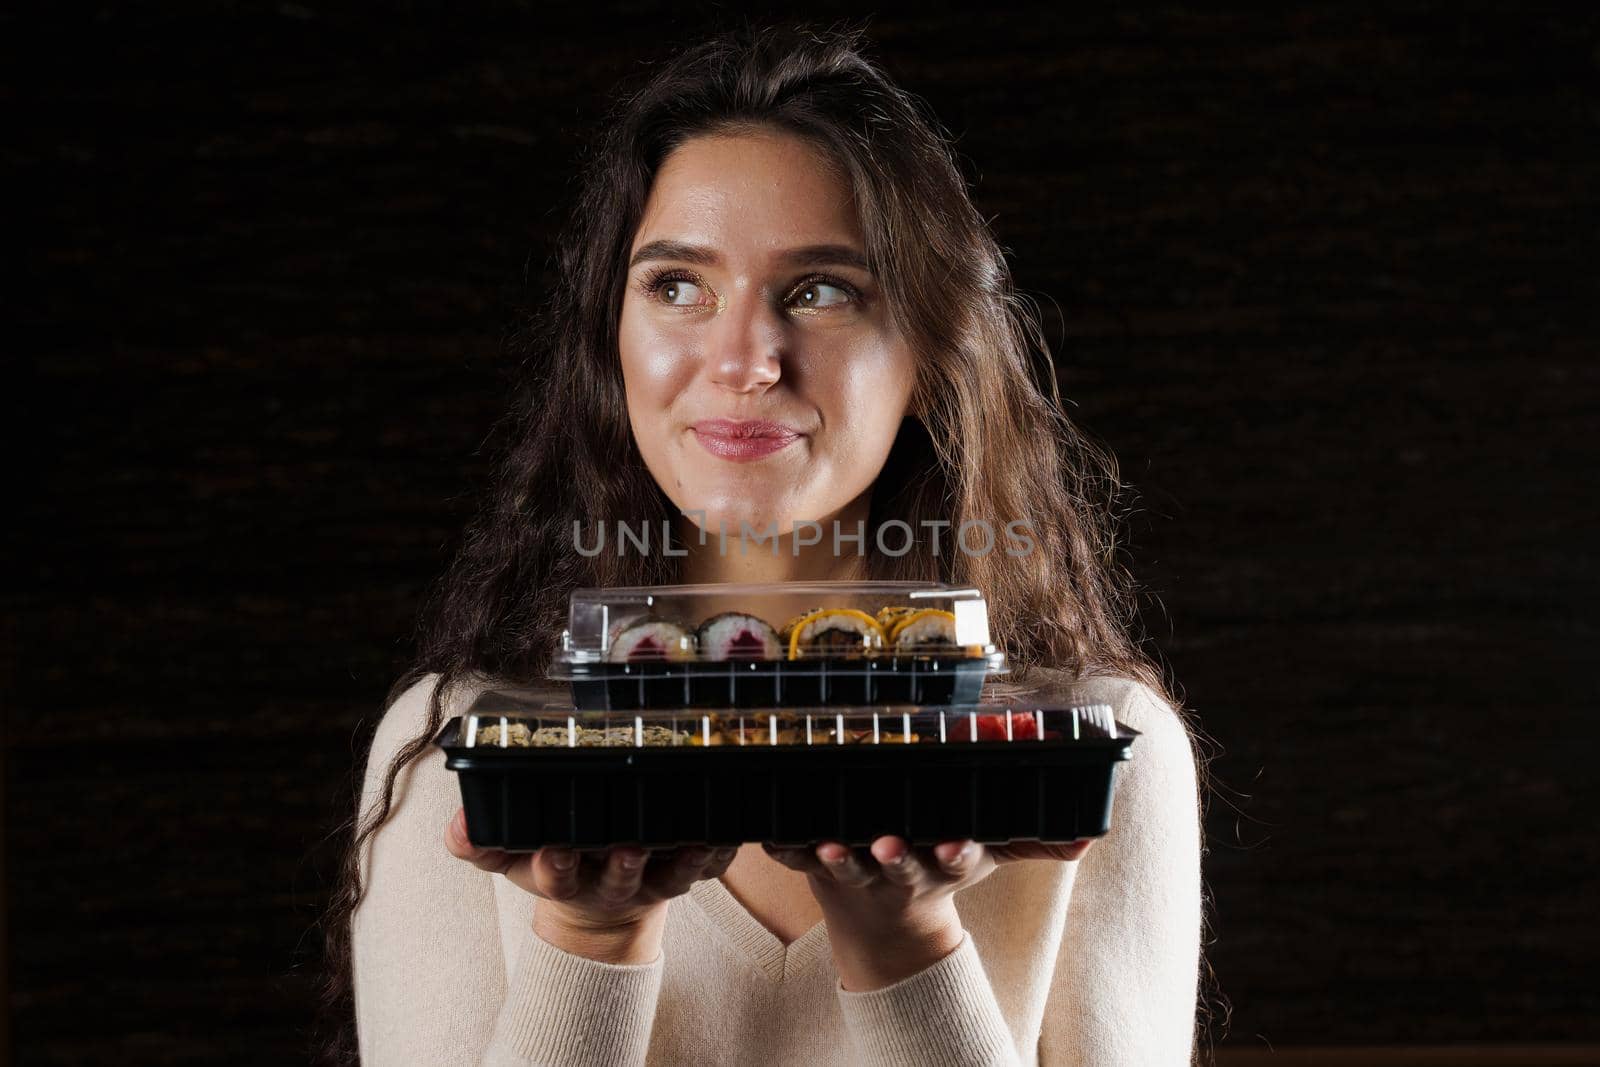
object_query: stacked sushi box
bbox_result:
[438,582,1138,850]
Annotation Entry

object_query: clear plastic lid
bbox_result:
[553,580,1002,669]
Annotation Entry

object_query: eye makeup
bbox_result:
[635,266,864,311]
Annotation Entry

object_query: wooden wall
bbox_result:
[7,4,1596,1062]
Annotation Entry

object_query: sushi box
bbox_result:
[550,581,1008,710]
[436,683,1139,851]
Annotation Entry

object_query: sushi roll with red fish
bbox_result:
[780,608,885,659]
[695,612,781,660]
[604,610,650,647]
[607,619,696,662]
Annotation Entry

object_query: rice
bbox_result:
[695,612,781,660]
[607,619,696,662]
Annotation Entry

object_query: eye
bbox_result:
[788,275,859,311]
[640,269,712,308]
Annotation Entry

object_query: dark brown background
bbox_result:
[6,4,1597,1064]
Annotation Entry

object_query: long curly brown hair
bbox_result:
[312,18,1219,1065]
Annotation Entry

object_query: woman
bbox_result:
[321,21,1206,1066]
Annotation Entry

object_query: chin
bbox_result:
[682,488,802,539]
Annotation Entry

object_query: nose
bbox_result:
[706,291,783,394]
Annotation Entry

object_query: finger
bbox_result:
[528,846,582,900]
[869,836,929,888]
[665,846,714,877]
[444,808,517,876]
[443,807,480,859]
[649,846,715,898]
[704,846,738,879]
[816,841,876,888]
[596,847,649,904]
[1061,840,1094,861]
[931,839,984,880]
[763,842,826,875]
[683,845,737,882]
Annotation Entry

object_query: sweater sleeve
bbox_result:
[351,673,664,1067]
[482,924,663,1067]
[1036,678,1204,1066]
[836,931,1022,1066]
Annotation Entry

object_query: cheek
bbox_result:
[619,306,698,429]
[818,345,915,454]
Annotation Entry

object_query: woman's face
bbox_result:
[619,130,915,541]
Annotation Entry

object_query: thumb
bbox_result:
[991,839,1093,864]
[444,808,517,875]
[446,808,474,850]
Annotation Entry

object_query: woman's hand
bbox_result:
[445,807,736,964]
[764,836,1093,990]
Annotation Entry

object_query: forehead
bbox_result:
[633,130,863,253]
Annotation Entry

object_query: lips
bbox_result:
[690,418,803,461]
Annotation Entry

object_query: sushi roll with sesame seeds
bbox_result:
[875,605,920,633]
[695,612,782,660]
[780,608,885,659]
[887,608,959,652]
[607,619,697,662]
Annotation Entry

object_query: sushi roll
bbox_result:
[887,608,959,651]
[875,605,920,633]
[604,610,651,648]
[695,612,781,660]
[780,608,885,659]
[607,619,696,662]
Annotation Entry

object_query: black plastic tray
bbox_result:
[437,714,1137,850]
[561,654,993,711]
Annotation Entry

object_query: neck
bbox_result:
[675,493,874,585]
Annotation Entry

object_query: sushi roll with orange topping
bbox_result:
[887,608,959,652]
[779,608,885,659]
[874,605,920,633]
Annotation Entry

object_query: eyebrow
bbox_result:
[628,239,872,274]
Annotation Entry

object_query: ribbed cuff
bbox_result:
[836,932,1020,1067]
[487,926,664,1066]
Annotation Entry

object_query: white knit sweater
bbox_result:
[351,669,1203,1065]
